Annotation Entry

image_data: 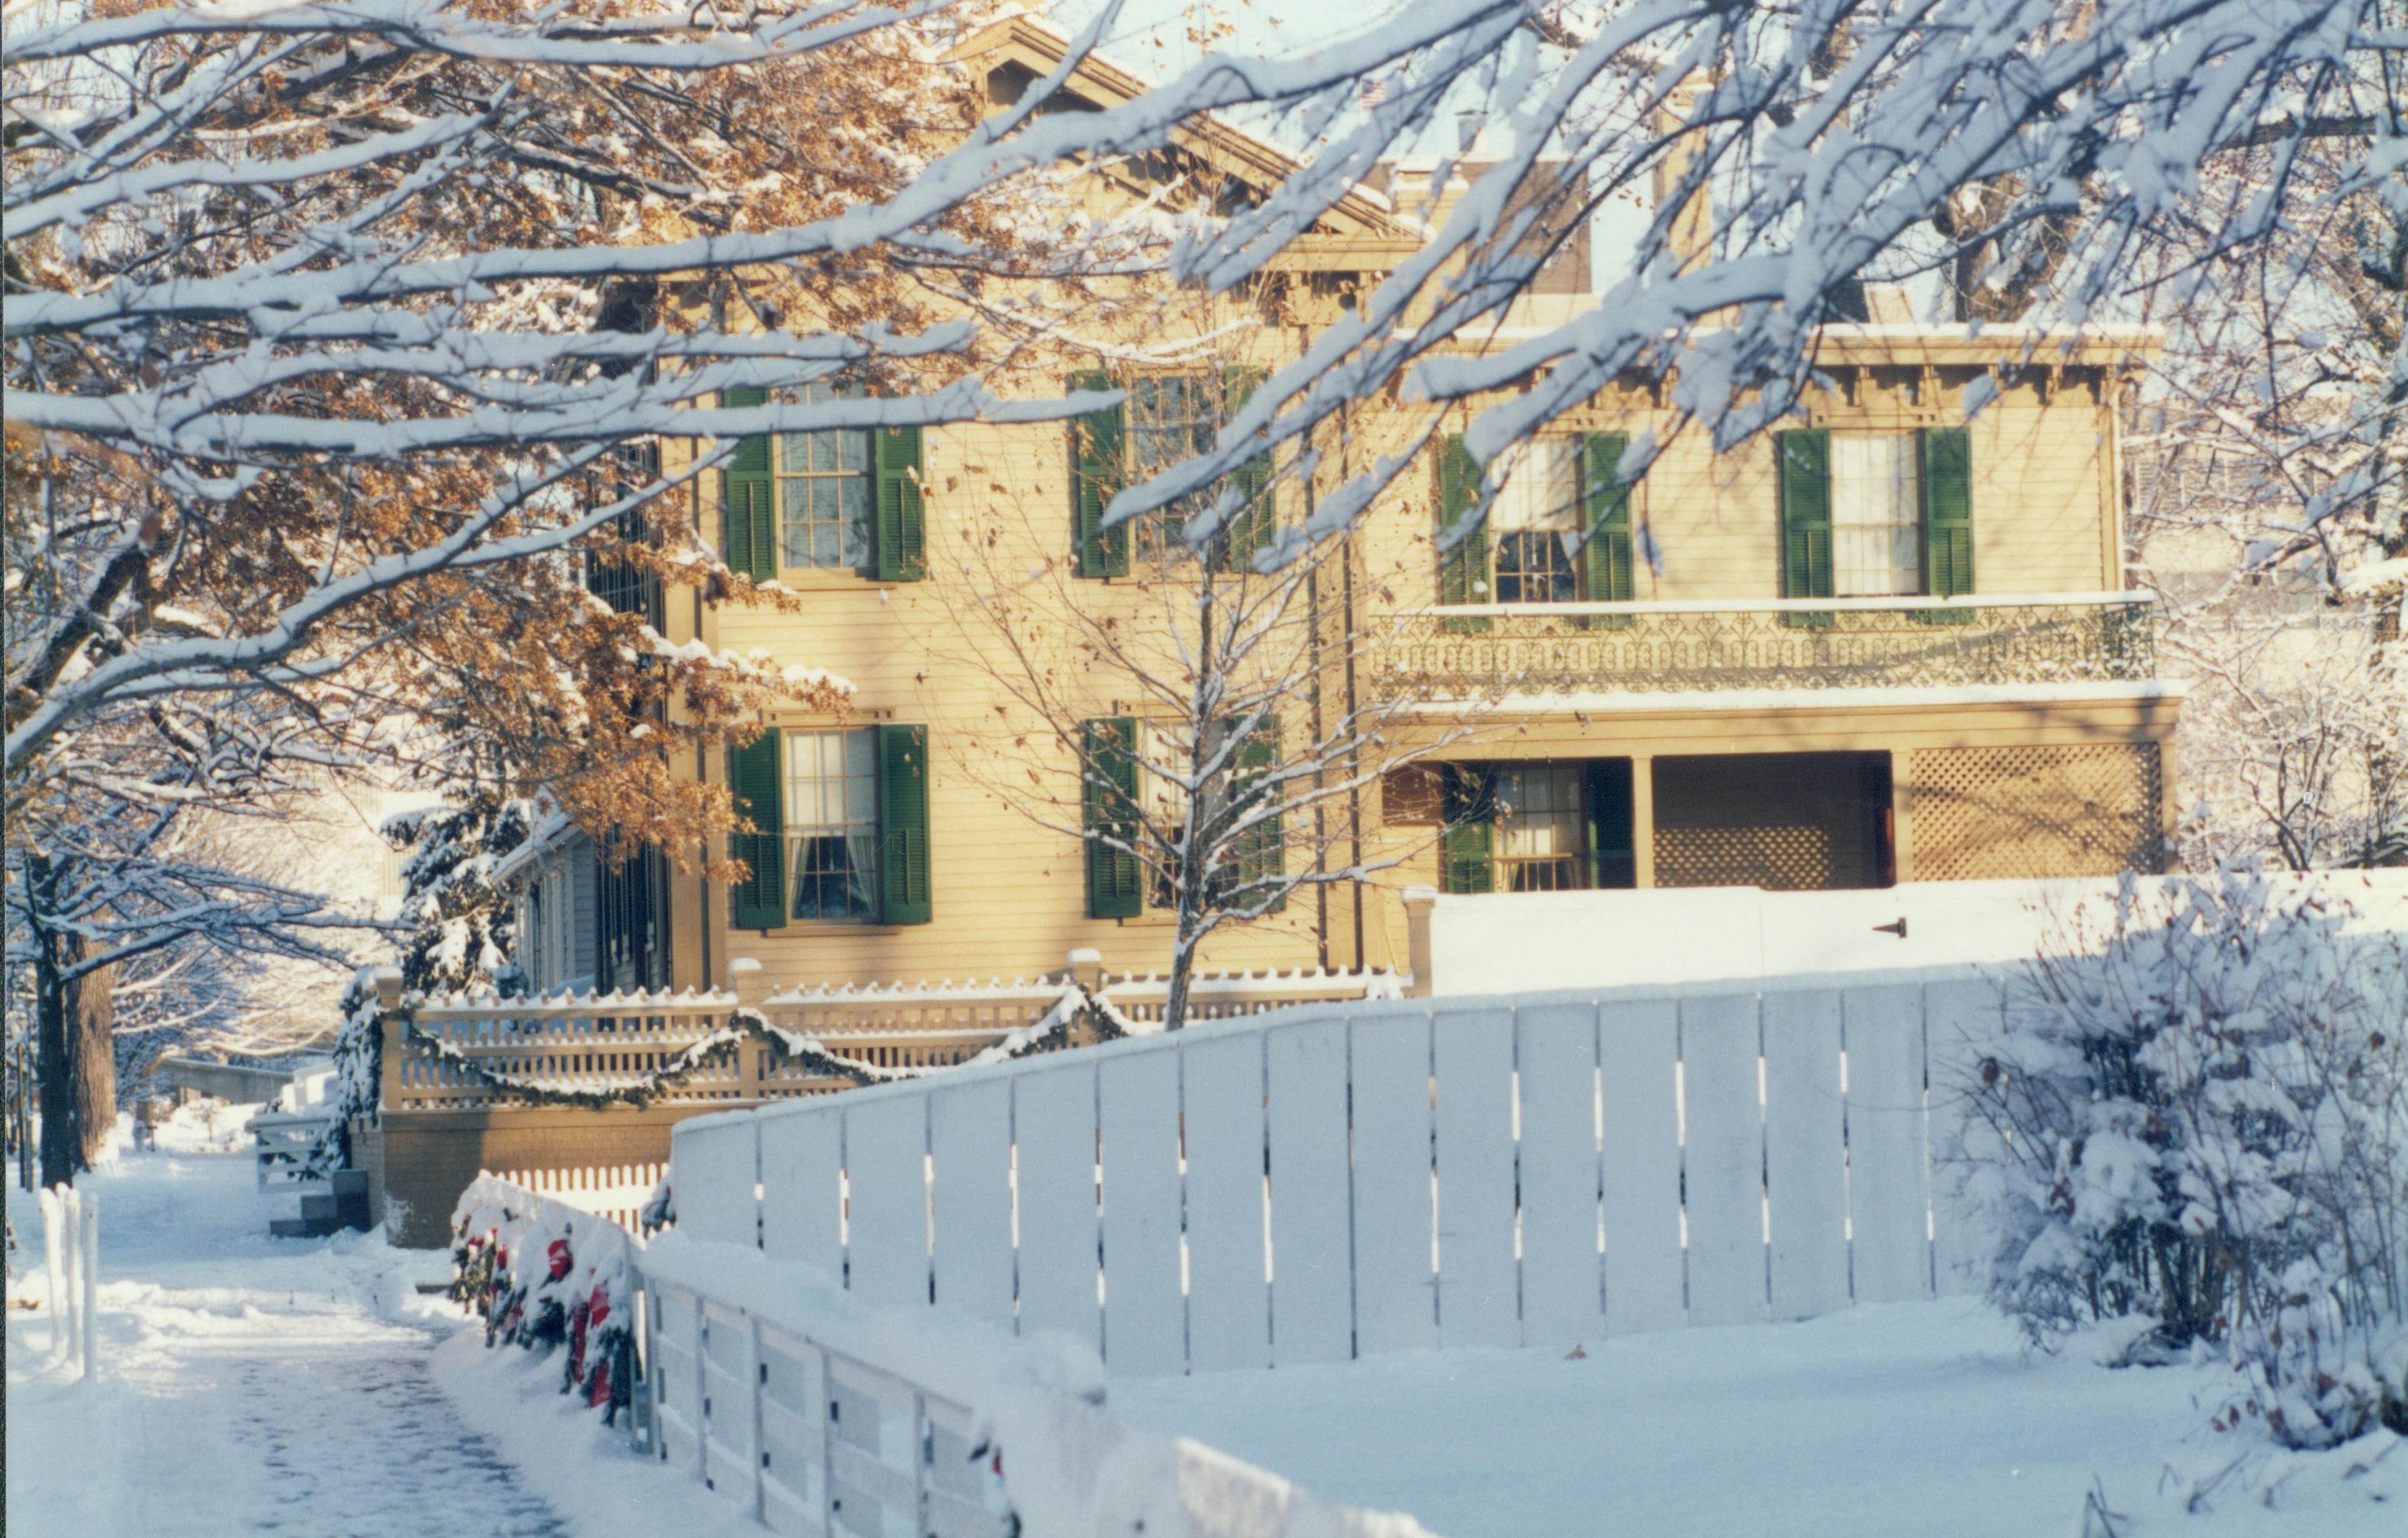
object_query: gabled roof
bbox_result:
[948,13,1423,270]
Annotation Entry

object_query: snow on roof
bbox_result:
[488,796,578,887]
[972,12,1396,218]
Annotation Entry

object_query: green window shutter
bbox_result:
[1221,366,1275,572]
[1438,763,1496,895]
[1082,717,1142,919]
[1582,432,1635,619]
[874,425,927,582]
[1585,759,1636,890]
[875,723,932,925]
[1232,714,1284,913]
[721,385,775,581]
[728,728,784,930]
[1921,426,1974,599]
[1071,372,1128,579]
[1778,427,1833,627]
[1436,434,1490,608]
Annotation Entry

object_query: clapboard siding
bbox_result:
[657,320,2146,994]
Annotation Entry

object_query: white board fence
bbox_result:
[670,972,2007,1377]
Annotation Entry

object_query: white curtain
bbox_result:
[1829,433,1922,596]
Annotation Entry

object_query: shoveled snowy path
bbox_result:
[5,1145,566,1537]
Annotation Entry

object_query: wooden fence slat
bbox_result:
[1011,1061,1100,1351]
[759,1109,843,1278]
[1922,976,2003,1298]
[842,1096,930,1307]
[1599,997,1684,1335]
[1516,1002,1603,1348]
[1349,1010,1436,1355]
[1264,1017,1354,1366]
[1682,990,1768,1327]
[1845,984,1932,1304]
[1763,988,1850,1322]
[672,1121,759,1249]
[1432,1007,1519,1350]
[1181,1032,1271,1374]
[1096,1047,1186,1376]
[929,1079,1016,1324]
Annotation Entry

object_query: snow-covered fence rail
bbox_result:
[670,971,2012,1378]
[638,1229,1438,1537]
[450,1170,1440,1535]
[252,1108,341,1191]
[492,1163,666,1235]
[386,963,1403,1111]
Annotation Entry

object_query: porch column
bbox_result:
[1630,755,1657,888]
[1889,750,1916,884]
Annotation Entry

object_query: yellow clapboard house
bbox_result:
[520,15,2177,1005]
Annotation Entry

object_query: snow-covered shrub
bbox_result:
[1943,873,2408,1447]
[450,1175,639,1423]
[384,793,531,997]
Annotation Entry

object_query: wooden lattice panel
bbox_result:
[1910,743,2161,881]
[1653,753,1886,890]
[1655,823,1839,891]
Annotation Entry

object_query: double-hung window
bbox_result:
[777,382,873,572]
[1437,433,1635,610]
[785,728,881,921]
[1489,439,1584,603]
[1079,715,1283,918]
[1437,759,1636,894]
[720,383,926,583]
[1073,369,1274,576]
[1493,764,1587,891]
[1828,432,1922,596]
[1125,376,1216,560]
[726,725,933,928]
[1778,426,1974,605]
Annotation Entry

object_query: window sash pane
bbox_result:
[1492,439,1580,532]
[773,382,871,570]
[784,730,879,920]
[1830,433,1921,596]
[1127,373,1216,556]
[1494,765,1589,890]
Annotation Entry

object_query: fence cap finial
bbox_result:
[371,966,405,1009]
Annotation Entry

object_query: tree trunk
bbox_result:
[69,951,117,1168]
[26,852,114,1185]
[30,858,81,1190]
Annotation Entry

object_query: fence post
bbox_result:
[78,1194,98,1380]
[376,964,409,1113]
[1402,886,1438,999]
[38,1185,67,1365]
[748,1312,767,1522]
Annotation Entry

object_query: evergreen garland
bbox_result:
[395,1005,898,1110]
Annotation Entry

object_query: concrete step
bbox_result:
[269,1215,347,1240]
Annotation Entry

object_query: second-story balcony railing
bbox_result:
[1365,592,2156,703]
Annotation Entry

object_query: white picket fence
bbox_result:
[636,1228,1440,1537]
[647,1277,1014,1537]
[493,1162,665,1234]
[669,969,2008,1376]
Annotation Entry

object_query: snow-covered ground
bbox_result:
[1109,1301,2405,1538]
[5,1146,574,1536]
[9,1144,2400,1537]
